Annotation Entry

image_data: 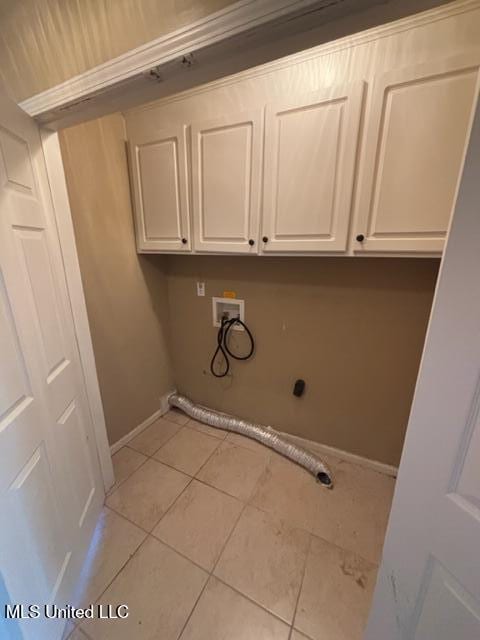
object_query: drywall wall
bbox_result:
[58,112,438,462]
[0,0,235,102]
[59,113,174,446]
[164,255,439,466]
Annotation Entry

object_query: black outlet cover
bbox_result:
[293,379,305,397]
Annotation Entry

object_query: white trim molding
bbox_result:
[110,390,176,455]
[19,0,337,117]
[41,130,115,492]
[109,397,397,477]
[128,0,480,115]
[20,0,480,128]
[280,431,398,477]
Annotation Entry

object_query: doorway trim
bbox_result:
[41,130,114,492]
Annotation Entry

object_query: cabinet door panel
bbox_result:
[262,82,364,253]
[130,126,190,252]
[191,111,261,253]
[354,55,479,254]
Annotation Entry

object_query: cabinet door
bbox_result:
[354,55,479,254]
[129,126,190,252]
[191,111,262,253]
[262,82,364,253]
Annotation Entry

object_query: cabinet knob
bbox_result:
[262,236,269,243]
[248,239,255,246]
[181,238,187,244]
[356,234,365,243]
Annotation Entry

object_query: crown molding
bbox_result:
[19,0,339,117]
[19,0,480,125]
[127,0,480,114]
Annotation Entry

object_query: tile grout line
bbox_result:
[72,531,148,639]
[288,532,313,640]
[65,504,150,639]
[213,574,296,629]
[149,474,196,532]
[110,420,381,562]
[125,422,185,459]
[99,412,383,637]
[77,627,93,640]
[107,423,259,538]
[106,452,151,496]
[174,494,250,640]
[123,425,227,534]
[105,487,379,635]
[173,451,282,638]
[174,572,210,640]
[149,533,212,575]
[174,436,266,640]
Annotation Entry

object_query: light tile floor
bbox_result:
[71,409,395,640]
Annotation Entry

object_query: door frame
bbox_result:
[40,130,114,492]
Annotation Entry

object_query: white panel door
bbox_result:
[365,97,480,639]
[191,110,262,253]
[130,125,190,251]
[0,90,104,638]
[262,82,364,253]
[354,54,479,254]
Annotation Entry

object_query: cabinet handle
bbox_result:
[356,234,365,243]
[248,239,255,246]
[262,236,269,243]
[181,238,187,244]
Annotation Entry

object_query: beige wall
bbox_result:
[165,255,439,466]
[59,113,438,463]
[0,0,235,102]
[60,113,174,446]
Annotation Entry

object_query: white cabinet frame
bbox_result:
[190,110,262,254]
[262,82,364,253]
[353,53,480,255]
[129,125,191,252]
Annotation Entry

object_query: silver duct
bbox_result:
[169,393,333,488]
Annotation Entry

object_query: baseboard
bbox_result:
[280,431,398,477]
[110,390,175,454]
[110,392,398,477]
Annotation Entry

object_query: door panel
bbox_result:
[0,89,103,639]
[16,228,67,376]
[191,110,262,253]
[2,443,69,640]
[365,97,480,639]
[354,54,479,254]
[0,126,36,192]
[130,126,190,251]
[57,401,96,528]
[9,444,68,597]
[262,83,364,253]
[0,272,31,424]
[414,562,480,638]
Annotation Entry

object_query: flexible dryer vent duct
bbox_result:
[169,393,333,488]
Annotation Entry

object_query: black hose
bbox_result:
[210,316,255,378]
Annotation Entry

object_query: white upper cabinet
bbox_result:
[126,4,480,257]
[129,125,191,251]
[190,110,262,253]
[262,82,364,253]
[353,55,479,254]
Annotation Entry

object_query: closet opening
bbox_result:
[2,1,479,638]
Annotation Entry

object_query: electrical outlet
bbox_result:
[196,282,205,296]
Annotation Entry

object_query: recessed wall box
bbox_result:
[212,297,245,331]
